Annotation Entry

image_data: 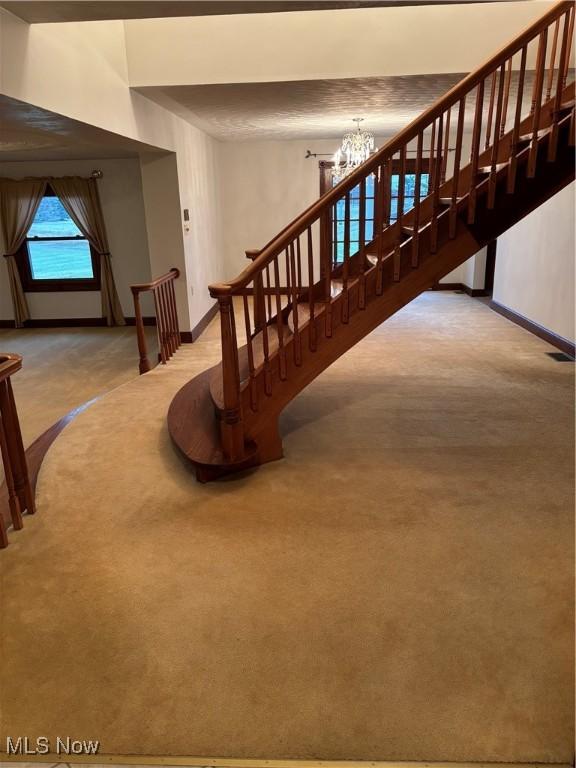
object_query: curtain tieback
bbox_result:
[100,251,111,256]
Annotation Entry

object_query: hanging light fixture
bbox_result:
[332,118,377,182]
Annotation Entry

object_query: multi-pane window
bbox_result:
[332,175,375,263]
[17,189,100,292]
[321,161,431,264]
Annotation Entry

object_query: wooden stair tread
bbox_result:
[287,302,326,333]
[438,197,465,206]
[518,126,552,143]
[477,163,508,174]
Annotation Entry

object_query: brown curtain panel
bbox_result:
[0,178,48,328]
[51,177,125,326]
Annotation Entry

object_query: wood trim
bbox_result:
[460,284,489,297]
[430,282,463,290]
[0,317,156,328]
[430,282,488,296]
[189,301,219,342]
[0,398,96,539]
[490,299,575,357]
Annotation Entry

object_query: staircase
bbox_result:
[168,0,576,482]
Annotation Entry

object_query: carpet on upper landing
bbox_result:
[0,294,573,762]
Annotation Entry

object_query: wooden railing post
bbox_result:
[131,288,151,374]
[218,295,245,462]
[0,354,35,547]
[131,268,181,374]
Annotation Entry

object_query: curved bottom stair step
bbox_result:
[168,366,258,482]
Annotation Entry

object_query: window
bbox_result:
[320,160,431,264]
[16,188,100,292]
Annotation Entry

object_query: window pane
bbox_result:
[365,220,374,241]
[28,240,94,280]
[28,197,83,238]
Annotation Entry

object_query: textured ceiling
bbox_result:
[0,0,521,23]
[136,71,538,141]
[0,96,164,161]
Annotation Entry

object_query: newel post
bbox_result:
[131,288,151,374]
[218,295,245,462]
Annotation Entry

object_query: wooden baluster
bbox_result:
[488,62,506,209]
[296,236,302,297]
[342,191,351,321]
[272,256,287,379]
[441,107,451,184]
[260,272,273,395]
[162,284,173,358]
[394,146,406,281]
[358,177,367,308]
[485,70,498,149]
[507,46,527,194]
[450,97,466,238]
[152,286,167,364]
[332,199,338,271]
[163,283,174,358]
[468,80,484,224]
[165,279,177,352]
[131,288,151,374]
[265,264,272,319]
[289,241,302,364]
[500,58,512,138]
[322,208,333,337]
[528,28,548,177]
[374,163,387,295]
[161,283,174,357]
[430,111,444,253]
[170,279,181,349]
[307,226,317,350]
[428,120,437,189]
[217,295,244,461]
[545,18,560,102]
[242,292,257,411]
[412,132,423,268]
[247,250,266,333]
[562,6,574,90]
[549,9,572,161]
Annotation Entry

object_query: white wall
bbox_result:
[0,158,153,321]
[218,136,479,286]
[493,182,575,342]
[124,2,550,87]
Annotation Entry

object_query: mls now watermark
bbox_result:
[6,736,100,755]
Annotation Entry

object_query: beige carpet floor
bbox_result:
[0,325,157,448]
[0,294,573,762]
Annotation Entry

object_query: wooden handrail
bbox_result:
[131,267,180,293]
[0,352,35,548]
[209,0,573,297]
[130,268,181,374]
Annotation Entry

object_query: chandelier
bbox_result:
[332,118,376,182]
